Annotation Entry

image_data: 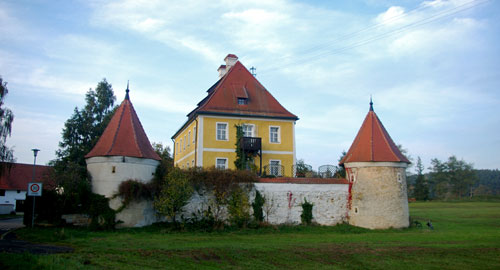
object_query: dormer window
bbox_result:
[238,98,248,105]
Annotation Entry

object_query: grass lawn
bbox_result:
[1,201,499,269]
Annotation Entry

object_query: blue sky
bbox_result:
[1,0,499,172]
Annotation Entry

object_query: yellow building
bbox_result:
[172,54,298,176]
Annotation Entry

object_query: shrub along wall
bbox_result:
[114,168,350,227]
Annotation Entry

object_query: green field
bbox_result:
[1,201,499,269]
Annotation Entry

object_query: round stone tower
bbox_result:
[340,100,410,229]
[85,85,161,227]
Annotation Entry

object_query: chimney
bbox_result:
[224,54,238,68]
[218,65,227,78]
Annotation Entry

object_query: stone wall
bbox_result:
[112,178,350,227]
[345,162,409,229]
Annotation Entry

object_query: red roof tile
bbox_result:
[189,60,298,120]
[85,92,161,160]
[340,103,410,164]
[0,163,54,191]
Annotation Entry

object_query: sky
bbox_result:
[1,0,499,172]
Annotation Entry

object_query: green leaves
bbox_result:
[154,168,194,224]
[0,76,15,169]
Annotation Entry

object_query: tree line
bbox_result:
[408,156,500,200]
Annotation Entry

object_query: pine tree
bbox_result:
[414,157,429,201]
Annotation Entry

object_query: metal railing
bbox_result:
[263,164,284,177]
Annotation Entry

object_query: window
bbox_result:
[188,131,191,146]
[216,123,228,140]
[269,126,280,143]
[192,160,195,167]
[238,98,248,105]
[269,160,281,176]
[193,127,196,143]
[180,139,183,152]
[0,189,5,196]
[184,135,186,150]
[186,162,189,168]
[216,158,228,169]
[242,124,254,137]
[176,142,179,155]
[112,166,116,173]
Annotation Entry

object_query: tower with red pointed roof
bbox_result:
[86,85,161,227]
[340,100,410,229]
[172,54,298,176]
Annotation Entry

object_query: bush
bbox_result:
[252,190,265,222]
[87,193,116,230]
[300,198,314,225]
[116,179,154,211]
[228,187,251,228]
[154,168,194,225]
[23,189,64,226]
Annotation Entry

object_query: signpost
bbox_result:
[30,148,40,228]
[28,182,42,228]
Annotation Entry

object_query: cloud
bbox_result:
[8,110,65,165]
[388,17,483,56]
[375,6,407,26]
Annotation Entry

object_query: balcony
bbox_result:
[240,137,261,153]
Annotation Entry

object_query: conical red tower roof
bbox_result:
[85,88,161,160]
[340,101,409,165]
[189,60,298,120]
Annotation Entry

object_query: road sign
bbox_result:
[28,182,42,196]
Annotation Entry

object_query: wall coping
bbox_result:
[257,177,348,185]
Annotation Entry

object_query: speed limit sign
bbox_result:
[28,182,42,196]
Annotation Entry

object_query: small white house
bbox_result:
[0,162,53,214]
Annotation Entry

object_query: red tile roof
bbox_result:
[340,102,410,164]
[188,60,298,120]
[0,163,54,191]
[85,91,161,160]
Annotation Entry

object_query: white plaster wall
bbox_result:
[180,183,349,226]
[102,181,349,228]
[86,156,159,198]
[110,197,160,228]
[0,190,26,211]
[345,162,409,229]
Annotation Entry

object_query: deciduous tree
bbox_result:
[0,76,15,173]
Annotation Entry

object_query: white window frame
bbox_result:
[183,135,186,150]
[180,139,183,152]
[269,126,281,144]
[193,127,196,144]
[242,124,255,137]
[188,131,191,147]
[176,142,179,155]
[215,157,228,170]
[216,122,229,141]
[192,160,195,167]
[269,159,282,176]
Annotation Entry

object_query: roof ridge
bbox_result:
[198,62,237,112]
